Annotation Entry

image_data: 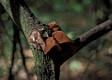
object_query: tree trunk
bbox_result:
[0,0,112,80]
[0,0,60,80]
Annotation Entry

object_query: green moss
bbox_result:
[0,1,57,79]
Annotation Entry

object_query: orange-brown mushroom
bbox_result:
[44,22,72,54]
[48,21,61,31]
[29,22,72,55]
[52,31,72,43]
[44,37,61,54]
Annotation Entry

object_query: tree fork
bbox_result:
[0,0,59,80]
[0,0,112,80]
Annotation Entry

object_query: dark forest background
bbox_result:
[0,0,112,80]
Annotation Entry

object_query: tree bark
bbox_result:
[0,0,59,80]
[0,0,112,80]
[58,19,112,64]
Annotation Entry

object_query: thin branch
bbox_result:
[8,24,18,80]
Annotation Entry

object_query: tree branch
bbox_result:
[58,19,112,64]
[1,0,112,79]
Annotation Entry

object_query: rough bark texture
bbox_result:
[0,0,59,80]
[0,0,112,80]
